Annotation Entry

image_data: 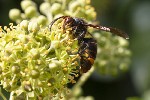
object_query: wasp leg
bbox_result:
[77,31,87,43]
[78,41,89,55]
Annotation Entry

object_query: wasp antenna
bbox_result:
[97,26,129,39]
[108,27,129,39]
[85,24,111,32]
[49,16,69,31]
[86,24,129,39]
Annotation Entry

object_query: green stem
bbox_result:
[73,67,95,89]
[0,87,7,100]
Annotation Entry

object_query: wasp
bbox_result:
[78,38,97,73]
[49,16,129,43]
[49,16,129,73]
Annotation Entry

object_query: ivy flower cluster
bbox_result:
[94,32,131,76]
[0,21,79,99]
[0,0,131,99]
[9,0,96,25]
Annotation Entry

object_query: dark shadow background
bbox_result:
[1,0,150,100]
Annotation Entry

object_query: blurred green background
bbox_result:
[0,0,150,100]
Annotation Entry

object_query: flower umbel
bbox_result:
[0,0,131,99]
[0,21,79,99]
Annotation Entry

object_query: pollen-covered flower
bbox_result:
[0,21,79,99]
[2,0,132,99]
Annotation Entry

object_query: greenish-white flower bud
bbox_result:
[28,21,39,33]
[21,0,36,10]
[40,2,51,14]
[25,6,37,18]
[51,3,62,15]
[30,69,40,79]
[37,15,47,26]
[20,20,29,31]
[50,40,60,49]
[24,82,32,92]
[11,66,20,74]
[9,9,21,21]
[49,60,61,70]
[69,1,80,12]
[118,37,129,47]
[29,48,40,59]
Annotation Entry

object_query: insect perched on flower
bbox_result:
[49,16,129,73]
[49,16,129,41]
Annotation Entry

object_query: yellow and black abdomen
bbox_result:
[79,38,97,73]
